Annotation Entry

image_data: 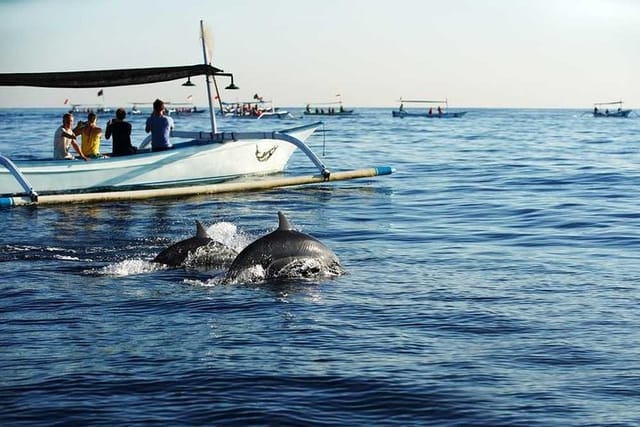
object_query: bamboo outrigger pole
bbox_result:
[0,167,395,207]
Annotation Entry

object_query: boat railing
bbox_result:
[0,153,38,201]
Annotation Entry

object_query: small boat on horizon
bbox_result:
[68,103,112,115]
[218,94,294,119]
[592,100,631,118]
[304,95,354,116]
[166,102,206,115]
[392,98,467,118]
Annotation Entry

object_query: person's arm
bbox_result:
[70,139,88,161]
[145,118,151,133]
[72,122,86,135]
[61,130,76,139]
[105,121,112,139]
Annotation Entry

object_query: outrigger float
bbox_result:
[0,21,393,207]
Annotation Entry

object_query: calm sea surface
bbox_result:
[1,107,639,426]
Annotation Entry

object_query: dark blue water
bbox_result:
[1,108,639,426]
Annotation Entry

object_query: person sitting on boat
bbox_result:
[76,112,106,158]
[306,104,311,113]
[437,106,442,116]
[428,107,433,116]
[106,108,137,156]
[145,99,174,152]
[53,113,88,161]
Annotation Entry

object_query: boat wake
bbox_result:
[88,221,251,277]
[193,258,345,287]
[90,259,166,276]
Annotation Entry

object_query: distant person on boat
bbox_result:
[106,108,137,156]
[145,99,174,152]
[428,107,433,116]
[53,113,88,161]
[76,112,106,158]
[437,106,442,116]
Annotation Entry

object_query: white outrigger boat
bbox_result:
[592,101,632,118]
[0,21,392,206]
[392,98,467,118]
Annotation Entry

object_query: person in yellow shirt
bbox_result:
[75,112,106,158]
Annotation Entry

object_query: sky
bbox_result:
[0,0,638,109]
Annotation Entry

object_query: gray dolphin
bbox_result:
[154,220,237,268]
[225,211,342,281]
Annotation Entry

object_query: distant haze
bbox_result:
[1,0,638,109]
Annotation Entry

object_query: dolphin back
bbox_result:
[154,220,237,268]
[225,222,341,282]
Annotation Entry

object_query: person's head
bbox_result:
[63,113,73,127]
[153,98,164,113]
[87,112,97,124]
[116,108,126,120]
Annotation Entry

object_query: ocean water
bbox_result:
[1,107,640,426]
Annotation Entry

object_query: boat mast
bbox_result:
[200,20,217,133]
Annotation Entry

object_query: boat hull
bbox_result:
[0,124,317,196]
[593,110,631,118]
[392,110,467,118]
[303,110,354,116]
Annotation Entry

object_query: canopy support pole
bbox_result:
[200,20,218,134]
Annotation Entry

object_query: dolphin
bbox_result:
[153,220,237,268]
[225,211,342,282]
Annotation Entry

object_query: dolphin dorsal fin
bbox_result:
[195,220,209,238]
[277,211,293,231]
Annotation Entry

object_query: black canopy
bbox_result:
[0,64,223,88]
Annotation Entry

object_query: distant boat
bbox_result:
[166,102,206,115]
[592,101,631,118]
[392,98,467,118]
[304,95,354,116]
[129,102,150,115]
[69,104,112,115]
[218,96,293,119]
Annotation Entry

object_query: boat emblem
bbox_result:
[255,145,278,162]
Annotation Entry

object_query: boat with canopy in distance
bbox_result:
[392,98,467,118]
[304,95,354,117]
[68,103,112,114]
[592,100,632,118]
[166,101,206,115]
[217,94,294,119]
[0,21,393,207]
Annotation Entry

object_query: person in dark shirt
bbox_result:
[105,108,137,156]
